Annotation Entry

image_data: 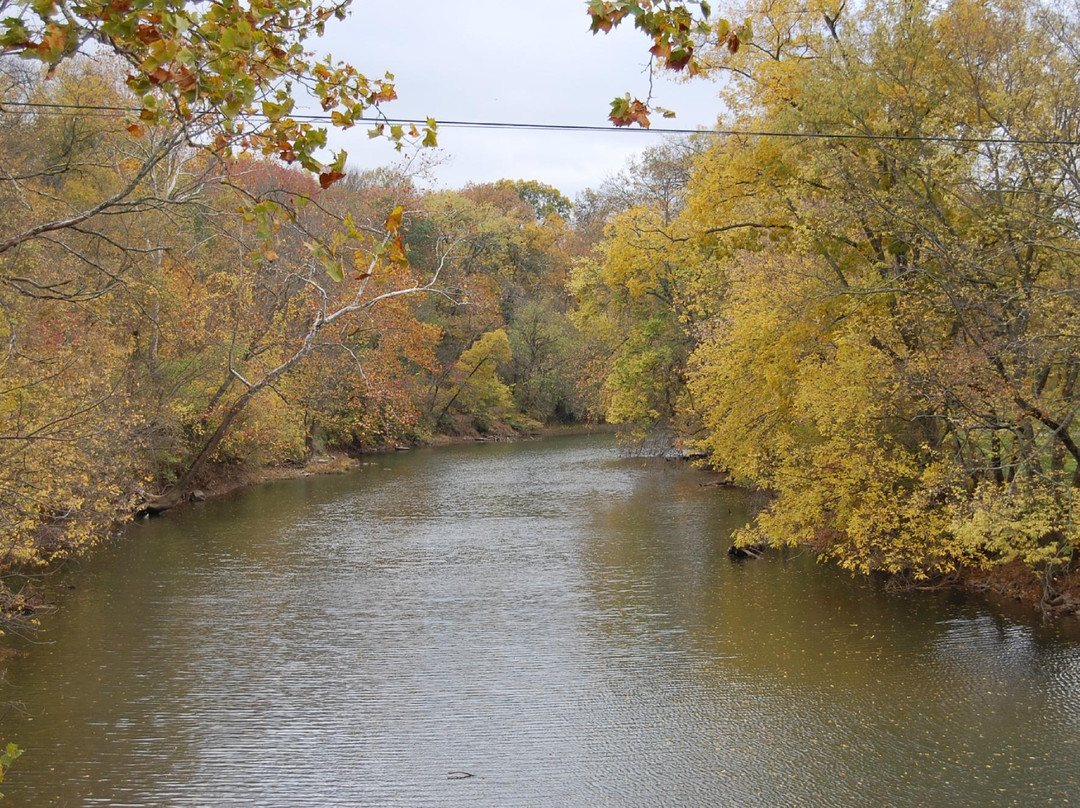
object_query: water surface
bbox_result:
[3,434,1079,806]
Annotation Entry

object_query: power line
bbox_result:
[3,99,1079,148]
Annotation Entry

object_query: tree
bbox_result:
[507,299,579,422]
[587,0,1080,599]
[494,179,573,221]
[144,164,458,506]
[0,41,446,564]
[0,0,438,311]
[410,181,586,431]
[0,742,21,801]
[0,0,452,551]
[569,140,720,443]
[435,329,517,434]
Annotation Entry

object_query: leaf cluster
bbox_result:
[1,0,436,184]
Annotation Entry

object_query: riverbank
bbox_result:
[960,562,1080,618]
[3,423,1075,632]
[190,423,618,506]
[0,424,609,628]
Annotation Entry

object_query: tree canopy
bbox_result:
[577,0,1080,604]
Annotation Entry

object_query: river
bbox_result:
[2,434,1079,806]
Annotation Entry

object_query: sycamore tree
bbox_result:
[0,0,437,297]
[137,159,458,509]
[587,0,754,126]
[0,0,437,769]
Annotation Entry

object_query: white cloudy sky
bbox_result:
[313,0,726,197]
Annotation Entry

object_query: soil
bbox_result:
[960,561,1080,617]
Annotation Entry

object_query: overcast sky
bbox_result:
[313,0,726,198]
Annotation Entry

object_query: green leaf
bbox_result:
[219,27,237,50]
[422,120,438,147]
[328,149,347,173]
[0,743,21,767]
[0,18,32,47]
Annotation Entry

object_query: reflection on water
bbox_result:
[2,434,1080,806]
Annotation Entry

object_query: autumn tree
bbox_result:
[494,179,573,221]
[0,0,437,309]
[569,139,719,444]
[434,329,521,434]
[0,59,207,564]
[0,0,459,551]
[0,0,434,181]
[411,181,587,432]
[0,0,447,572]
[588,0,1080,601]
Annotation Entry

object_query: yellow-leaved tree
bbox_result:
[589,0,1080,604]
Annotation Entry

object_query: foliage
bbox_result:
[0,0,434,181]
[0,741,21,800]
[581,0,1080,596]
[569,140,721,441]
[413,182,589,432]
[0,56,591,581]
[494,179,572,221]
[507,299,580,422]
[441,329,516,433]
[587,0,752,126]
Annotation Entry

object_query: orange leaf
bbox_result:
[135,24,161,44]
[372,86,398,103]
[175,67,197,92]
[319,170,345,189]
[609,97,651,128]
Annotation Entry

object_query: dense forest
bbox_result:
[0,55,607,580]
[3,0,1080,625]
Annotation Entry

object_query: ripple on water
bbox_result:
[4,435,1080,806]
